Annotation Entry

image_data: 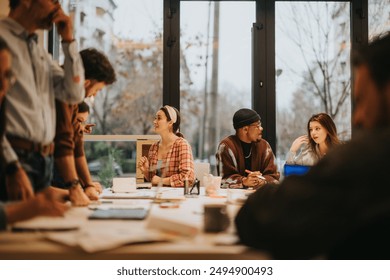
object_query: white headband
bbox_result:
[164,105,177,124]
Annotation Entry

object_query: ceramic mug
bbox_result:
[203,203,230,232]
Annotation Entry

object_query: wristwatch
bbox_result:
[64,179,80,188]
[5,161,22,175]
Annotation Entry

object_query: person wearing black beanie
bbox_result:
[216,108,279,189]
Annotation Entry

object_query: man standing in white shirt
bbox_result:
[0,0,88,205]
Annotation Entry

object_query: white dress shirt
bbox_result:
[0,18,85,163]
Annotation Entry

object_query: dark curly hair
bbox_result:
[80,48,116,85]
[78,101,90,114]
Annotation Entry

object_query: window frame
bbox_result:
[48,0,368,153]
[163,0,368,152]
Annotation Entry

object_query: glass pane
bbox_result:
[84,141,135,188]
[61,0,163,135]
[275,2,351,175]
[180,2,255,166]
[369,0,390,39]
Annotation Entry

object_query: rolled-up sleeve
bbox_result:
[51,41,85,104]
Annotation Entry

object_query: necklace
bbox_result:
[244,147,252,159]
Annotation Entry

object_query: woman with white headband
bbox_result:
[138,105,195,187]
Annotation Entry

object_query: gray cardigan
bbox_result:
[285,143,319,166]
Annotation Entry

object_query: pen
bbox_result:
[245,169,266,180]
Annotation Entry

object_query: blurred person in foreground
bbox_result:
[235,33,390,259]
[0,37,68,230]
[216,108,279,189]
[0,0,85,202]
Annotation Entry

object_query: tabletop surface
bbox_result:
[0,187,268,260]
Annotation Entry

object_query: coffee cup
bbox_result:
[203,203,230,232]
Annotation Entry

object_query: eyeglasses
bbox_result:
[248,123,262,129]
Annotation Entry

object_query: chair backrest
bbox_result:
[136,139,158,183]
[283,164,310,177]
[194,162,210,187]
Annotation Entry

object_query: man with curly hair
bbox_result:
[53,48,116,205]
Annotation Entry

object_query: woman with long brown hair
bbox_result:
[286,113,341,166]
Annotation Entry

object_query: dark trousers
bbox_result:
[0,150,53,201]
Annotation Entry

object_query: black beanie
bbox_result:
[233,108,261,129]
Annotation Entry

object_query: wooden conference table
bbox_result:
[0,187,267,260]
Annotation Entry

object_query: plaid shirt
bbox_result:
[147,137,195,187]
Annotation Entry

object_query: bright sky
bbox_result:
[113,0,254,108]
[112,0,357,110]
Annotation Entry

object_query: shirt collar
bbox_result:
[2,17,38,42]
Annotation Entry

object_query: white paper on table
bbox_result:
[12,217,82,231]
[89,199,152,210]
[45,227,171,253]
[146,210,201,237]
[100,188,155,199]
[112,177,137,193]
[11,207,88,231]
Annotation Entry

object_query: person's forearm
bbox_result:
[143,170,150,181]
[56,156,90,206]
[55,155,79,182]
[75,156,93,187]
[162,177,170,186]
[4,200,37,224]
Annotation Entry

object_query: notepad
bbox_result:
[89,208,149,220]
[112,177,137,193]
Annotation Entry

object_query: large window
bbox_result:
[180,1,255,163]
[50,0,378,181]
[62,0,164,136]
[60,0,163,181]
[369,0,390,38]
[275,2,352,171]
